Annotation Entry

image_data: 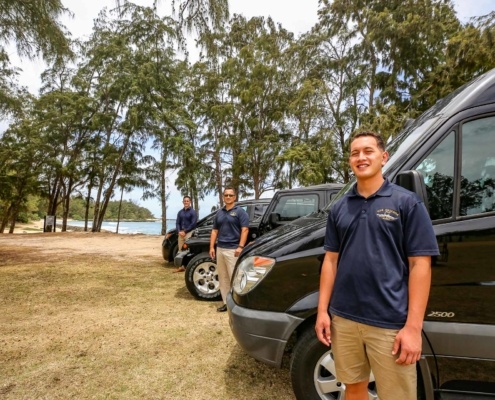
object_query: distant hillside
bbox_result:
[63,198,155,221]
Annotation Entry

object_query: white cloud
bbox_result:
[454,0,494,22]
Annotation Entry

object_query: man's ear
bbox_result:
[382,151,389,166]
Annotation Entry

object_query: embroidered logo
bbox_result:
[229,211,237,217]
[376,208,399,221]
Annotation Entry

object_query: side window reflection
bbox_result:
[460,117,495,216]
[416,131,455,220]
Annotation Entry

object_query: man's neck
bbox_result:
[356,176,385,198]
[224,203,235,211]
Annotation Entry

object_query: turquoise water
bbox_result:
[67,220,176,235]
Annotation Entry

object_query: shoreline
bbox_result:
[6,219,171,235]
[6,219,113,234]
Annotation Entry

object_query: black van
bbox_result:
[227,68,495,399]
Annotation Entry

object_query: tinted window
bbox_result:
[416,131,455,220]
[460,116,495,216]
[253,204,268,220]
[273,194,319,221]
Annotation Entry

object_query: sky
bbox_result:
[7,0,495,219]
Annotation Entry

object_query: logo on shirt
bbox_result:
[229,211,237,217]
[376,208,399,221]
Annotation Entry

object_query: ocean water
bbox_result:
[67,220,176,235]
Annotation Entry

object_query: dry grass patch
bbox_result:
[0,233,294,399]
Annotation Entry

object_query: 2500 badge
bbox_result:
[427,311,455,318]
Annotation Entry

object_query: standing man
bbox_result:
[174,195,197,272]
[209,187,249,312]
[315,132,439,400]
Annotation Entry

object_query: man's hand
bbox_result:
[315,312,331,347]
[393,325,422,365]
[179,230,186,237]
[209,248,215,260]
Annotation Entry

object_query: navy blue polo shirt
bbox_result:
[213,204,249,249]
[176,207,197,233]
[324,179,439,329]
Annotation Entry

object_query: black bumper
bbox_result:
[227,293,303,367]
[174,250,190,267]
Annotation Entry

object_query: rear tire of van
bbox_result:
[170,243,178,262]
[185,253,221,301]
[290,326,378,400]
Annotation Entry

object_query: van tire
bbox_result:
[290,326,378,400]
[170,243,178,262]
[185,253,221,301]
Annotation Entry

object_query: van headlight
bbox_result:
[233,256,275,295]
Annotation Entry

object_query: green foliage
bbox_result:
[0,0,72,61]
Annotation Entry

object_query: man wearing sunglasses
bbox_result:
[209,187,249,312]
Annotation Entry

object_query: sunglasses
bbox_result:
[223,194,235,197]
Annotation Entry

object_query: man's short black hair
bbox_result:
[351,131,386,152]
[223,186,236,195]
[183,195,192,201]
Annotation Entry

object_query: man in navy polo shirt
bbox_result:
[209,187,249,312]
[315,131,439,400]
[174,195,197,272]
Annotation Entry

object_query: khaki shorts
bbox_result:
[330,314,416,400]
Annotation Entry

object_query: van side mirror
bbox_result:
[394,170,430,215]
[269,212,281,226]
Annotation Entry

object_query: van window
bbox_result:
[416,131,455,220]
[460,116,495,216]
[253,204,268,220]
[273,194,319,221]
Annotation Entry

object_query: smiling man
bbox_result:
[209,187,249,312]
[315,131,439,400]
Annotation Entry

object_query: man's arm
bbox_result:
[184,209,197,233]
[393,255,431,364]
[209,229,218,259]
[235,227,249,257]
[315,251,339,347]
[176,210,182,233]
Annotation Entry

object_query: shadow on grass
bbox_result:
[224,345,295,400]
[174,284,196,301]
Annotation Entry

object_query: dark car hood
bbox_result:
[244,212,327,257]
[195,225,214,237]
[193,220,261,239]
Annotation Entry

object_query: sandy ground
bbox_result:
[3,221,162,261]
[9,219,45,234]
[0,225,295,399]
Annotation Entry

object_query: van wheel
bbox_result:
[290,326,378,400]
[185,253,221,301]
[170,243,178,262]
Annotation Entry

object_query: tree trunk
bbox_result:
[116,185,125,234]
[0,204,13,233]
[84,185,93,232]
[96,134,130,231]
[160,156,167,235]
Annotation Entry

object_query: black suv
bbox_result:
[162,199,269,263]
[228,68,495,399]
[177,184,344,301]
